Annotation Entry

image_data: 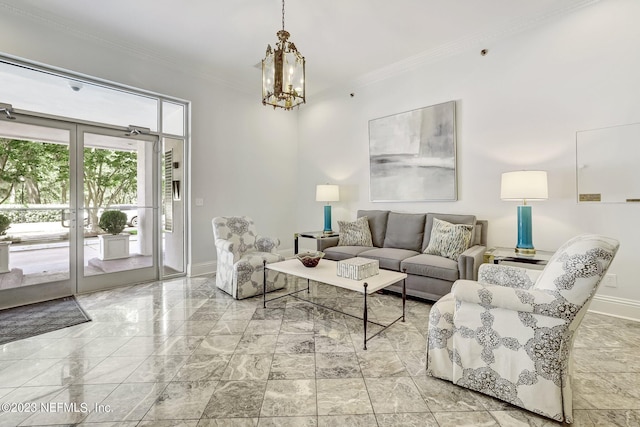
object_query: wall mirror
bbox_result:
[576,122,640,203]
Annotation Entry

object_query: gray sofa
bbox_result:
[318,210,488,301]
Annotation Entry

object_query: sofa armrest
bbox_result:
[458,245,485,280]
[215,239,234,253]
[478,263,541,289]
[255,235,280,252]
[453,279,561,317]
[317,236,340,252]
[214,239,239,263]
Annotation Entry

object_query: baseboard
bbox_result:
[281,247,295,258]
[187,261,216,277]
[186,250,296,277]
[589,294,640,322]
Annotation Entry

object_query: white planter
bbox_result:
[0,241,10,273]
[98,233,130,261]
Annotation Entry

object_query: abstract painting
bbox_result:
[368,101,457,201]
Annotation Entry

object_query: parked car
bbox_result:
[97,207,139,227]
[60,206,142,229]
[124,210,138,227]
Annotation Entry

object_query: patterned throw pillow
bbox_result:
[338,217,374,247]
[424,218,473,260]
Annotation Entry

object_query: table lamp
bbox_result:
[500,171,548,254]
[315,184,339,234]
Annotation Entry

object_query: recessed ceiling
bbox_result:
[1,0,596,96]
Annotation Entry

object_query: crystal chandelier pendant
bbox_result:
[262,1,305,110]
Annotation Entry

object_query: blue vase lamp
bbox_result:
[315,184,340,235]
[500,171,548,254]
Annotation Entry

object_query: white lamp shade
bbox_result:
[316,184,340,202]
[501,171,548,201]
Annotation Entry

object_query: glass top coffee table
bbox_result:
[485,247,554,266]
[262,258,407,350]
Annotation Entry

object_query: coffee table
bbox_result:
[262,258,407,349]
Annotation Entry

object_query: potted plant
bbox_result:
[0,213,10,237]
[0,213,10,273]
[97,210,130,260]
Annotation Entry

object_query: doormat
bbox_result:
[0,296,91,345]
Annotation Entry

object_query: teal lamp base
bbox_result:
[323,205,333,234]
[515,205,536,254]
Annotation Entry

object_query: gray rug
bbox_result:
[0,296,91,345]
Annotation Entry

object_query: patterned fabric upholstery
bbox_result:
[212,216,287,300]
[423,218,473,260]
[426,234,619,423]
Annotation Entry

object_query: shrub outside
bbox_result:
[99,210,127,235]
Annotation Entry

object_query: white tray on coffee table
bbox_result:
[262,258,407,349]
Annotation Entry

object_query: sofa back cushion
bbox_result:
[212,216,258,257]
[533,234,619,312]
[423,213,476,252]
[357,210,389,248]
[383,212,426,252]
[473,220,488,246]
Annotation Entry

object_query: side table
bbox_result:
[294,231,339,254]
[484,247,554,268]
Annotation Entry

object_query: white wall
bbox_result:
[2,1,639,319]
[297,0,640,319]
[0,8,298,275]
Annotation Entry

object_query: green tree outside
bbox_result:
[0,137,137,229]
[83,146,137,231]
[0,138,69,205]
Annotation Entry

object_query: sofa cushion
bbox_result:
[423,218,473,260]
[324,246,372,261]
[473,220,488,246]
[383,212,426,252]
[423,213,476,251]
[473,223,483,246]
[338,217,373,247]
[401,254,460,282]
[357,210,389,248]
[358,247,419,271]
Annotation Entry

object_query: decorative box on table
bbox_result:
[336,258,379,280]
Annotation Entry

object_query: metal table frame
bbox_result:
[263,259,406,350]
[485,247,554,266]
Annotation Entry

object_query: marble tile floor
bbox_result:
[0,275,639,426]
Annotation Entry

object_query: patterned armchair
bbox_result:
[212,216,288,300]
[426,234,619,423]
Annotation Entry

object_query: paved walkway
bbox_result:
[2,237,148,290]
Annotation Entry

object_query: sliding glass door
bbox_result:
[77,125,159,293]
[0,114,75,308]
[0,113,159,308]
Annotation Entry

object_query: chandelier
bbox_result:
[262,0,305,110]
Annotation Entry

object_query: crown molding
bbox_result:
[0,1,253,96]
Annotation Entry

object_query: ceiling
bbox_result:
[1,0,596,96]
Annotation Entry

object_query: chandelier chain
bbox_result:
[282,0,285,31]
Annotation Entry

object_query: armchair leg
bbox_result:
[402,268,407,322]
[263,259,267,309]
[363,282,368,350]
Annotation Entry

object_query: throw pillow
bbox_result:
[424,218,473,260]
[338,217,374,247]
